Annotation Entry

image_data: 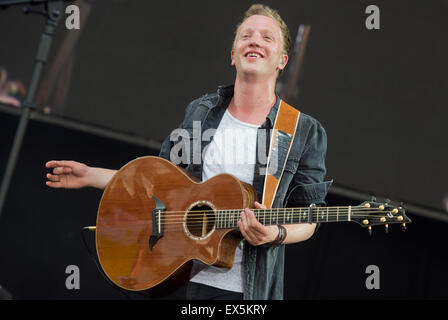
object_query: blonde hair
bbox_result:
[233,4,291,56]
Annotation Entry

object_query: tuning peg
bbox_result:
[385,224,389,234]
[368,226,372,236]
[399,201,404,208]
[401,223,407,232]
[384,198,390,204]
[371,196,377,202]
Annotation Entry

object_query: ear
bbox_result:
[279,54,289,70]
[231,50,235,66]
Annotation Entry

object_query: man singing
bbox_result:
[46,4,331,300]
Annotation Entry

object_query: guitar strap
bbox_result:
[261,100,301,209]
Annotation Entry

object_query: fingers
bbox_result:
[238,208,270,246]
[52,166,72,175]
[46,160,76,169]
[45,174,63,188]
[45,160,73,188]
[46,173,60,182]
[254,201,267,209]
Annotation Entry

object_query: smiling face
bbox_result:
[231,15,288,79]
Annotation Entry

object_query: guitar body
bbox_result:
[95,156,257,293]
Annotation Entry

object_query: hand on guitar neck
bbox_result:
[239,201,279,246]
[239,201,317,246]
[45,160,116,190]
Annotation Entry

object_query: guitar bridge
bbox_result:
[149,195,165,251]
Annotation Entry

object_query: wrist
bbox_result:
[268,225,287,247]
[84,166,97,188]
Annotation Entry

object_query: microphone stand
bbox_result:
[0,0,65,217]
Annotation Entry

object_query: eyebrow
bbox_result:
[239,27,276,38]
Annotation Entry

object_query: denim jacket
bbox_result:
[159,84,332,300]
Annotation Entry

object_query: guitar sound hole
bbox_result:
[186,204,216,239]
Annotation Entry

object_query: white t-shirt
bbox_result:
[189,109,259,293]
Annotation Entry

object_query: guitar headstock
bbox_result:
[352,197,411,235]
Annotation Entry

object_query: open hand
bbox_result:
[45,160,90,189]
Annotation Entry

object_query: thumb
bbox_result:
[254,201,267,209]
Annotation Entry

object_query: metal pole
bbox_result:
[0,1,63,217]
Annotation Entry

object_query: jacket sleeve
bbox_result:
[158,100,195,164]
[286,119,332,208]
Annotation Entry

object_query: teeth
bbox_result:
[247,53,260,58]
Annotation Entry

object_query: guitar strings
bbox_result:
[147,209,399,221]
[149,210,397,222]
[142,208,400,220]
[156,206,389,214]
[149,210,400,228]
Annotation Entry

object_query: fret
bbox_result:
[222,210,225,228]
[215,211,218,228]
[236,210,240,227]
[337,207,339,221]
[237,210,240,227]
[234,210,237,228]
[223,210,226,228]
[348,206,352,221]
[224,210,228,228]
[230,210,233,228]
[316,208,319,223]
[326,207,329,222]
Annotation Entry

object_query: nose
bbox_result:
[248,32,262,47]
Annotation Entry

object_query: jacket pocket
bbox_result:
[285,180,333,206]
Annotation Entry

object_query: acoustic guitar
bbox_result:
[95,156,411,293]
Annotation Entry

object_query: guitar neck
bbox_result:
[215,206,367,229]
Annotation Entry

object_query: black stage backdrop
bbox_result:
[0,0,447,300]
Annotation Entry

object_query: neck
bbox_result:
[229,74,277,125]
[215,206,357,229]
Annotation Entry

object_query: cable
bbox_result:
[80,226,132,300]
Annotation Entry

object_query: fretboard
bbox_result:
[215,206,355,229]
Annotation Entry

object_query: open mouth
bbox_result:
[244,52,264,59]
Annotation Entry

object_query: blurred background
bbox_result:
[0,0,447,299]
